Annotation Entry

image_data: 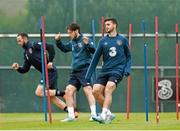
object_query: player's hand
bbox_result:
[47,62,53,69]
[83,36,89,45]
[12,63,19,70]
[55,32,61,41]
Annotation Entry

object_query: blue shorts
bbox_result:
[95,72,123,86]
[40,69,58,89]
[68,69,91,91]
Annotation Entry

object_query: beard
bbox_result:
[21,41,27,47]
[106,27,114,33]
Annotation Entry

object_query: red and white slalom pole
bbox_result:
[155,16,159,123]
[41,16,52,124]
[175,23,179,120]
[126,23,132,119]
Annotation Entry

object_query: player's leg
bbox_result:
[35,84,57,97]
[61,84,77,122]
[92,73,122,124]
[48,70,66,99]
[92,84,105,107]
[35,84,44,97]
[79,69,97,119]
[92,73,108,107]
[83,85,97,119]
[36,71,66,98]
[100,81,116,120]
[92,82,115,124]
[35,84,68,112]
[73,93,79,118]
[50,96,67,112]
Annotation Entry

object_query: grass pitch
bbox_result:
[0,112,180,130]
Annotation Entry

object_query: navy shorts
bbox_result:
[68,69,90,91]
[40,69,58,89]
[95,72,123,86]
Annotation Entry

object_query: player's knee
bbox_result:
[35,87,43,97]
[65,86,74,97]
[92,88,101,98]
[83,86,92,95]
[35,89,42,97]
[104,87,113,96]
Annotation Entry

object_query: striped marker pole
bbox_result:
[142,20,149,122]
[126,23,132,119]
[175,23,179,120]
[39,18,47,122]
[155,16,159,123]
[41,16,52,124]
[101,16,104,37]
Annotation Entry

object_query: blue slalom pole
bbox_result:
[92,19,96,80]
[92,19,99,114]
[142,20,149,122]
[40,19,47,122]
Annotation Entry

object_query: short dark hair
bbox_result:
[104,18,118,26]
[17,33,29,38]
[67,23,80,33]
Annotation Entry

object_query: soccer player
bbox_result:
[12,33,68,113]
[55,23,97,122]
[85,18,131,124]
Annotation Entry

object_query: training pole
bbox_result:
[126,23,132,119]
[92,19,99,113]
[101,16,104,37]
[41,16,52,124]
[40,19,48,122]
[155,16,159,123]
[175,23,179,120]
[101,16,104,65]
[92,19,96,80]
[142,20,149,122]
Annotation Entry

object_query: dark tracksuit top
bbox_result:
[17,41,55,73]
[17,41,58,88]
[56,34,95,72]
[85,34,131,80]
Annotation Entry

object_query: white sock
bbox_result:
[101,107,108,120]
[90,105,96,116]
[67,107,75,119]
[107,109,112,115]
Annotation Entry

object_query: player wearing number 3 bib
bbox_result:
[85,18,131,124]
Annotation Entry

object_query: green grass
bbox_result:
[0,112,180,130]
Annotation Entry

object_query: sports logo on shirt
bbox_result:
[28,48,32,54]
[38,42,42,45]
[25,54,29,60]
[117,40,122,46]
[109,47,117,57]
[104,42,108,46]
[78,42,83,48]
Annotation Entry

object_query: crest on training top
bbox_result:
[78,42,83,48]
[28,48,32,54]
[104,42,108,46]
[90,42,94,45]
[72,46,74,51]
[117,40,122,46]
